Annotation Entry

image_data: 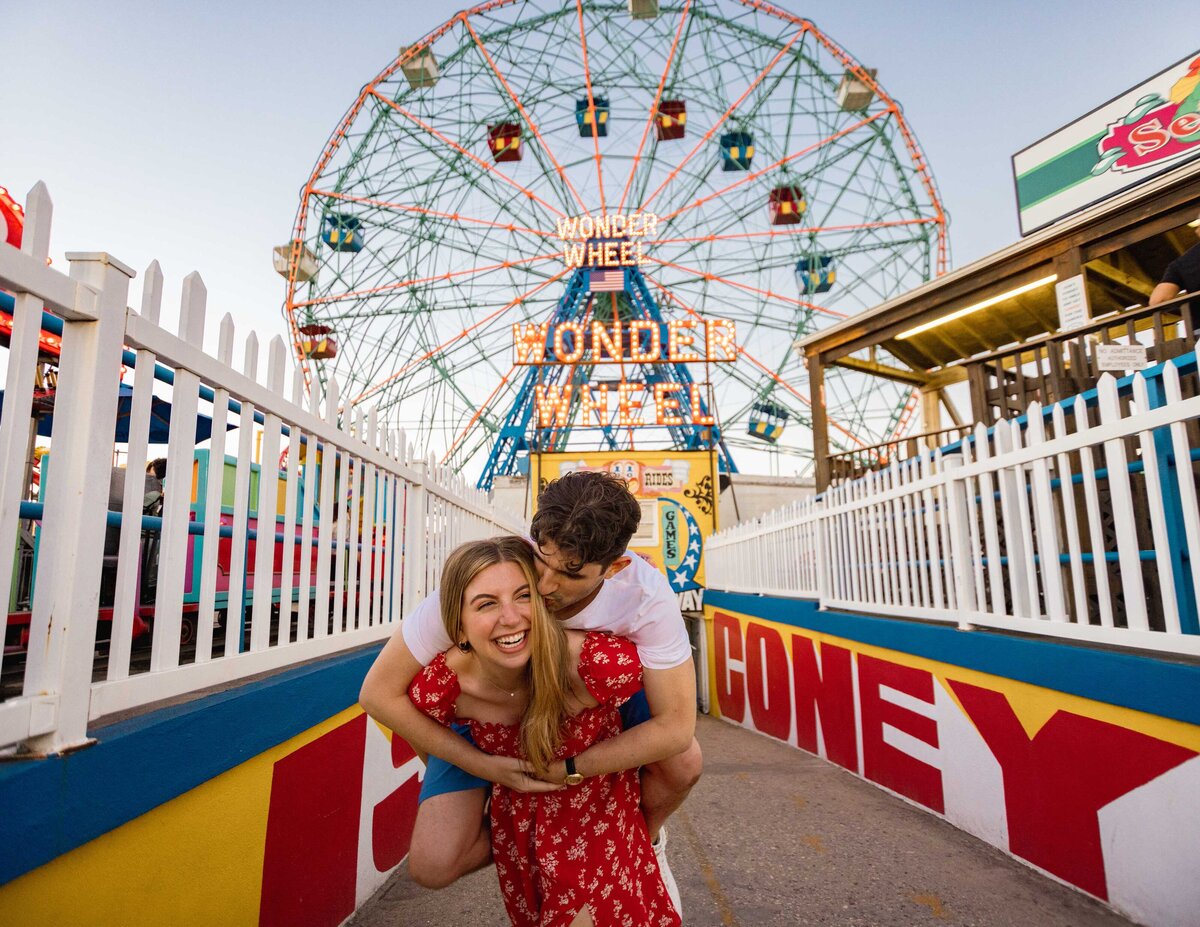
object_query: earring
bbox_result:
[457,640,471,653]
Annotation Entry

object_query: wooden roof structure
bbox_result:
[800,158,1200,489]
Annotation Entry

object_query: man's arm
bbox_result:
[541,658,697,781]
[1150,281,1182,306]
[359,627,559,793]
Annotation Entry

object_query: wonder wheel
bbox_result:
[280,0,947,484]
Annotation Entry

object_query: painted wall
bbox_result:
[705,591,1200,927]
[0,646,421,927]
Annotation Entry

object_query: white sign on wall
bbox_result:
[1096,344,1150,371]
[1055,274,1091,331]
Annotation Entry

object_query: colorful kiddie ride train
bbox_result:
[3,447,342,657]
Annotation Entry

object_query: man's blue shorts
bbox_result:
[418,688,653,802]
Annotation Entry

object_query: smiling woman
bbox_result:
[407,536,680,927]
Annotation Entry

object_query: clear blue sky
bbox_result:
[4,1,1195,355]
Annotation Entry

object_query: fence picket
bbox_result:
[1050,403,1088,625]
[919,451,944,609]
[278,365,304,644]
[151,274,206,672]
[223,332,258,658]
[1098,374,1149,631]
[1025,403,1067,622]
[361,408,379,627]
[296,383,320,642]
[1163,362,1200,633]
[109,263,163,680]
[933,449,957,610]
[975,423,1006,617]
[250,337,286,653]
[1075,395,1115,629]
[0,184,53,681]
[959,438,987,611]
[197,314,234,663]
[1131,372,1180,635]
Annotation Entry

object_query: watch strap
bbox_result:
[565,756,578,777]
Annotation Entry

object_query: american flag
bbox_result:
[589,268,625,292]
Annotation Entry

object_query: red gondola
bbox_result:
[656,100,686,140]
[298,324,338,360]
[768,184,806,226]
[488,123,522,162]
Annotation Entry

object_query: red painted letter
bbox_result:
[713,611,745,722]
[791,636,857,771]
[372,734,422,872]
[745,623,790,740]
[950,681,1196,899]
[260,714,366,927]
[858,655,943,812]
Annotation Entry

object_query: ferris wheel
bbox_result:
[280,0,947,484]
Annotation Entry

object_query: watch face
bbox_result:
[565,773,585,786]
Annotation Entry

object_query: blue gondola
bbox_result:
[748,400,788,443]
[322,213,364,253]
[796,255,835,294]
[720,131,754,171]
[576,97,609,137]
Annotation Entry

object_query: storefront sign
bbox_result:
[1013,52,1200,234]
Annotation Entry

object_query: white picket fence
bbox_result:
[0,183,524,755]
[708,352,1200,658]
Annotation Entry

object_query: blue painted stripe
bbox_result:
[705,590,1200,727]
[0,643,385,886]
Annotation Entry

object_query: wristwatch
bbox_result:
[564,756,585,786]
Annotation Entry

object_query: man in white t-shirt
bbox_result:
[360,470,701,909]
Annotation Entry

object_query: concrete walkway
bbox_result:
[352,714,1134,927]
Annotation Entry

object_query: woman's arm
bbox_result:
[360,626,561,792]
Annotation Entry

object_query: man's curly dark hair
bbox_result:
[530,470,642,570]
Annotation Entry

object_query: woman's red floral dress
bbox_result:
[409,632,680,927]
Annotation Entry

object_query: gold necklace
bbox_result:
[480,669,521,699]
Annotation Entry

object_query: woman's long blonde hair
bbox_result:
[440,537,571,775]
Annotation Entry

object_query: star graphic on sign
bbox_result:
[671,569,689,588]
[683,553,698,568]
[689,538,701,552]
[687,518,700,536]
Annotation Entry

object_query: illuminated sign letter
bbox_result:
[535,383,573,426]
[705,318,738,362]
[512,322,548,365]
[553,322,585,363]
[617,382,643,426]
[629,320,660,362]
[690,384,714,425]
[580,384,609,424]
[668,320,700,362]
[591,320,622,361]
[654,383,684,425]
[563,243,586,267]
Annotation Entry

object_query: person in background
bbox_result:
[360,470,700,916]
[1149,210,1200,305]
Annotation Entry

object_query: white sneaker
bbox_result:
[652,828,683,919]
